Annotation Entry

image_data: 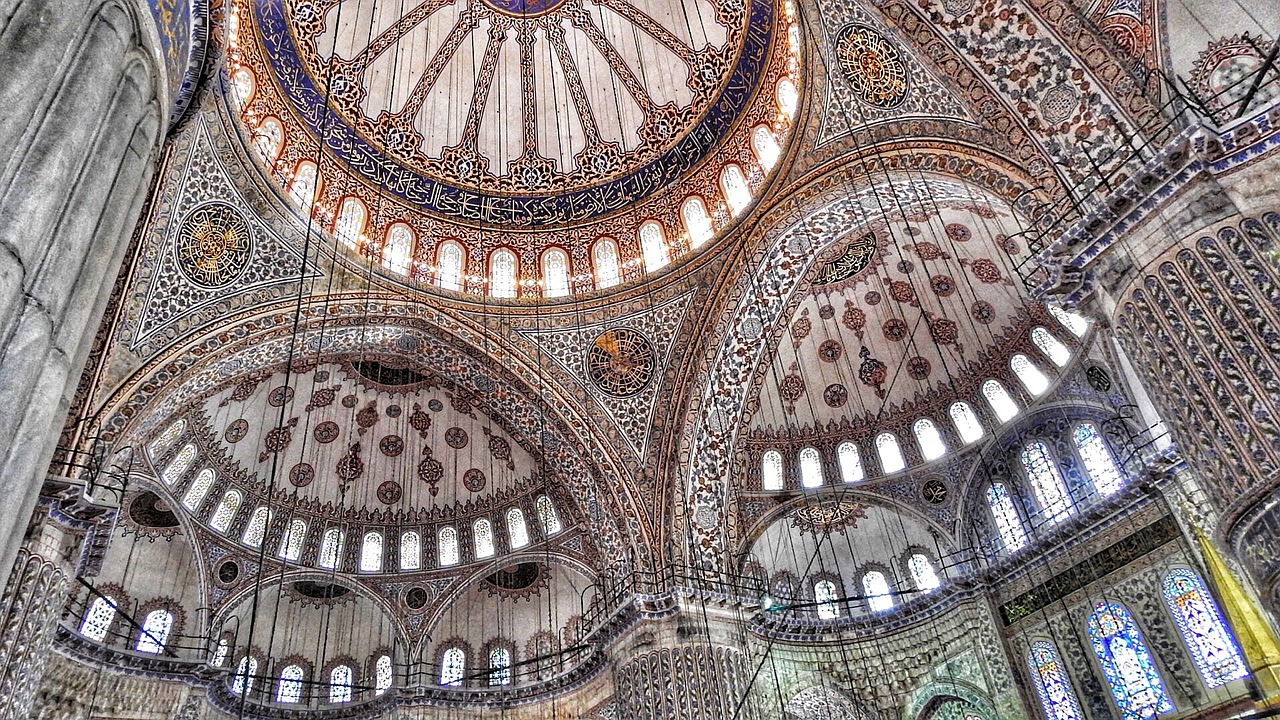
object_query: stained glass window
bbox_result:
[1087,602,1174,719]
[162,443,196,485]
[182,468,215,510]
[762,449,785,490]
[441,647,465,686]
[437,240,465,291]
[148,419,185,459]
[490,249,517,298]
[277,664,304,703]
[639,221,669,271]
[1047,305,1089,337]
[1027,641,1084,720]
[950,401,985,444]
[1022,441,1074,523]
[914,418,947,461]
[234,655,258,695]
[334,197,365,247]
[1072,423,1124,497]
[837,441,864,483]
[359,531,383,572]
[438,526,459,566]
[987,483,1027,552]
[542,248,570,297]
[474,518,495,558]
[777,78,798,121]
[210,490,241,533]
[254,118,283,162]
[375,654,393,694]
[592,238,621,289]
[383,224,413,274]
[682,196,715,248]
[507,507,530,549]
[814,579,840,619]
[863,571,893,612]
[907,554,941,592]
[536,495,562,535]
[752,125,781,172]
[1162,568,1247,688]
[720,164,752,217]
[798,447,823,488]
[242,506,271,547]
[489,647,512,686]
[329,665,353,703]
[288,161,319,209]
[876,432,905,474]
[319,528,345,570]
[982,379,1020,422]
[400,531,421,570]
[80,596,117,641]
[1032,327,1071,367]
[1012,354,1051,395]
[278,518,307,562]
[211,637,229,667]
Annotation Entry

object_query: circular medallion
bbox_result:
[224,419,249,443]
[444,427,469,449]
[174,203,252,288]
[823,383,848,408]
[427,399,444,412]
[289,462,315,487]
[907,356,931,380]
[268,385,294,407]
[1087,366,1113,393]
[971,300,996,324]
[920,477,949,505]
[818,340,843,363]
[217,559,241,585]
[883,318,908,342]
[480,0,567,15]
[377,480,402,504]
[464,468,487,492]
[405,586,430,610]
[834,25,910,109]
[380,434,405,457]
[931,274,956,297]
[314,421,340,443]
[341,394,359,408]
[386,404,402,418]
[945,223,971,242]
[586,329,657,397]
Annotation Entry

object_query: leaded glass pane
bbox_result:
[543,248,569,297]
[837,441,864,483]
[593,238,621,289]
[640,222,669,271]
[233,656,258,695]
[762,450,784,490]
[1022,441,1074,523]
[277,665,304,703]
[814,579,839,619]
[474,518,495,558]
[950,401,984,444]
[329,665,353,703]
[335,197,365,247]
[982,379,1019,422]
[720,164,752,216]
[400,531,421,570]
[490,249,517,298]
[1162,568,1247,688]
[80,596,117,641]
[279,518,306,562]
[908,554,940,593]
[210,491,241,533]
[437,241,464,291]
[536,495,562,535]
[914,418,946,461]
[1047,304,1089,337]
[438,526,459,566]
[863,571,893,612]
[682,196,715,247]
[798,447,823,488]
[876,432,905,474]
[242,506,271,547]
[376,654,393,694]
[1088,602,1175,720]
[441,648,465,687]
[1012,353,1050,395]
[752,125,781,172]
[489,647,512,686]
[162,444,196,485]
[383,225,413,274]
[360,531,383,572]
[148,419,185,459]
[1027,641,1084,720]
[1032,327,1071,366]
[1072,423,1124,497]
[507,508,530,549]
[987,483,1027,552]
[319,528,344,569]
[288,161,318,208]
[182,468,215,510]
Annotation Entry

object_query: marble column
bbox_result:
[0,520,75,720]
[0,0,165,592]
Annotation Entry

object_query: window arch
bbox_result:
[751,125,781,172]
[982,379,1019,422]
[360,531,383,572]
[798,447,823,488]
[211,637,229,667]
[288,161,319,209]
[182,468,215,510]
[862,571,893,612]
[400,531,421,571]
[489,248,518,298]
[950,401,984,444]
[148,419,185,459]
[234,655,259,695]
[776,78,798,121]
[162,443,197,485]
[592,237,621,289]
[1027,640,1084,720]
[987,483,1027,552]
[837,441,863,483]
[1031,327,1071,367]
[334,197,366,247]
[1047,304,1089,337]
[876,432,905,474]
[231,67,255,105]
[438,526,459,566]
[242,506,271,547]
[536,495,562,535]
[1022,441,1074,523]
[319,527,345,570]
[436,240,465,291]
[507,507,530,549]
[489,646,512,686]
[681,196,715,248]
[329,664,353,704]
[375,654,393,694]
[720,164,752,217]
[441,647,465,686]
[80,596,117,641]
[254,118,283,162]
[1087,602,1175,720]
[1162,568,1247,687]
[135,609,173,654]
[913,418,947,461]
[814,579,839,620]
[1012,353,1050,395]
[277,665,304,703]
[542,248,570,297]
[474,518,495,558]
[278,518,307,562]
[210,490,242,533]
[762,449,784,490]
[383,224,414,274]
[1073,423,1124,497]
[639,221,669,271]
[907,553,940,593]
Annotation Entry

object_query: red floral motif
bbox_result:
[356,401,380,432]
[409,403,432,438]
[791,312,812,348]
[907,356,931,380]
[824,384,848,408]
[336,442,364,484]
[259,418,299,462]
[222,378,259,406]
[418,449,443,496]
[818,340,843,363]
[305,384,340,411]
[998,234,1020,255]
[842,304,866,339]
[818,304,835,320]
[888,279,916,305]
[929,317,958,345]
[930,274,956,297]
[912,242,943,259]
[972,301,996,324]
[858,346,887,399]
[314,421,340,443]
[967,258,1003,284]
[883,318,908,342]
[463,468,487,492]
[268,385,294,407]
[445,427,469,449]
[224,419,248,443]
[379,434,404,457]
[945,223,971,242]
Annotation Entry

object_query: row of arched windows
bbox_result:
[228,652,394,704]
[79,597,176,656]
[804,551,943,620]
[1027,569,1247,720]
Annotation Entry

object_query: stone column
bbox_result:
[0,0,165,592]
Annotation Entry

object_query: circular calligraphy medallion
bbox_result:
[224,419,249,443]
[289,462,315,487]
[444,427,469,449]
[586,329,657,397]
[834,25,910,109]
[377,480,402,504]
[920,477,949,505]
[463,468,487,492]
[174,203,253,288]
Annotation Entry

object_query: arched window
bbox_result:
[278,518,307,562]
[1087,602,1175,720]
[360,531,383,572]
[438,526,459,566]
[592,238,621,289]
[776,78,798,121]
[182,468,215,510]
[837,441,863,483]
[383,224,413,274]
[288,161,319,209]
[319,527,345,570]
[862,571,893,612]
[1012,354,1050,395]
[987,483,1027,552]
[876,432,905,474]
[542,248,570,297]
[720,164,752,217]
[507,507,530,549]
[441,647,465,686]
[1022,441,1074,523]
[798,447,823,488]
[254,118,283,162]
[1027,640,1085,720]
[1162,568,1247,687]
[907,554,941,593]
[242,506,271,547]
[474,518,495,558]
[277,665,304,703]
[231,67,255,105]
[375,654,393,694]
[489,248,517,298]
[682,196,715,249]
[436,240,465,291]
[982,379,1019,422]
[814,579,839,620]
[400,531,421,571]
[639,221,669,272]
[1073,423,1124,497]
[162,443,196,485]
[329,665,353,704]
[234,655,259,695]
[1047,304,1089,337]
[211,637,229,667]
[536,495,562,535]
[762,449,784,490]
[950,401,985,444]
[334,197,366,248]
[80,596,117,641]
[148,418,185,459]
[489,646,512,686]
[210,490,242,533]
[913,418,947,461]
[1032,327,1071,367]
[751,125,781,172]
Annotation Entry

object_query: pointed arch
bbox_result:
[489,248,518,298]
[1162,568,1247,687]
[639,221,669,271]
[436,240,465,291]
[1087,602,1175,719]
[1027,640,1084,720]
[592,237,621,289]
[542,247,570,297]
[383,223,414,274]
[1022,441,1074,523]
